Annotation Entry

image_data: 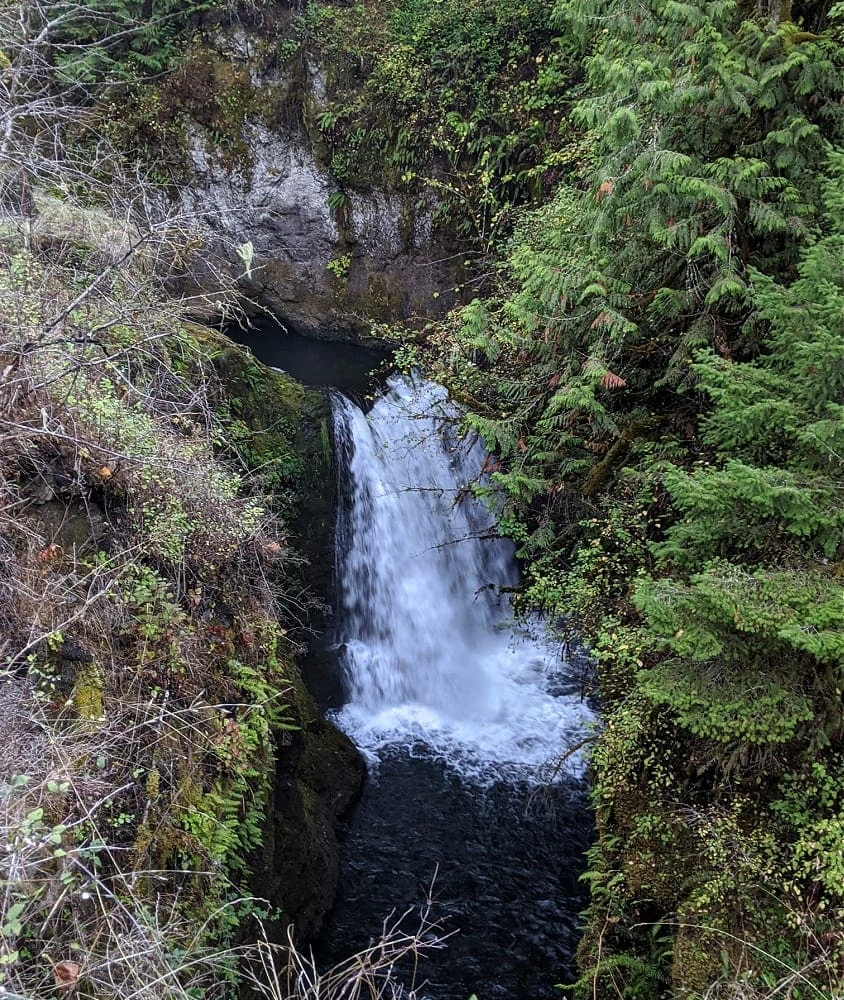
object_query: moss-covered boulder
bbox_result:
[260,673,365,940]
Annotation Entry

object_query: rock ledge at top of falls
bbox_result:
[173,44,463,342]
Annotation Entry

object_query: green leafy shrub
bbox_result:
[418,3,844,996]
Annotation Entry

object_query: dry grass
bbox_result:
[0,184,290,997]
[0,684,235,998]
[246,890,453,1000]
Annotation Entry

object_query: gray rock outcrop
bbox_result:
[176,53,460,341]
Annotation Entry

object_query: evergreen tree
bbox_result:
[635,150,843,740]
[440,1,843,522]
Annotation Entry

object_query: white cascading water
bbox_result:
[331,374,592,782]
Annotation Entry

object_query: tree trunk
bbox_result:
[757,0,793,22]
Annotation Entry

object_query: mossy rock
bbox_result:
[258,670,365,941]
[71,662,104,720]
[202,330,363,938]
[205,326,338,610]
[671,921,727,996]
[182,323,309,496]
[210,337,305,430]
[160,45,260,160]
[622,817,697,911]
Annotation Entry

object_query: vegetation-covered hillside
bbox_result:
[0,3,367,995]
[417,1,844,996]
[0,241,291,994]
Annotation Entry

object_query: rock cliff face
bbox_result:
[209,333,365,937]
[261,680,365,940]
[175,41,459,340]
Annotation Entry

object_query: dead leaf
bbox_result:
[54,961,80,993]
[600,371,627,390]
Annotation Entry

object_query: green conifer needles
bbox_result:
[423,4,843,993]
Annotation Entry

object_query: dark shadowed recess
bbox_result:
[225,314,390,400]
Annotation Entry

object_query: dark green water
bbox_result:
[231,317,388,398]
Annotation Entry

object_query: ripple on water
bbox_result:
[315,752,594,1000]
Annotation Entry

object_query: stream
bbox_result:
[235,319,594,999]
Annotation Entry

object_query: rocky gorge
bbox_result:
[2,1,842,998]
[160,20,466,339]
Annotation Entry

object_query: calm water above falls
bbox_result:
[319,374,594,999]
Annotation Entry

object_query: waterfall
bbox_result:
[330,374,591,783]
